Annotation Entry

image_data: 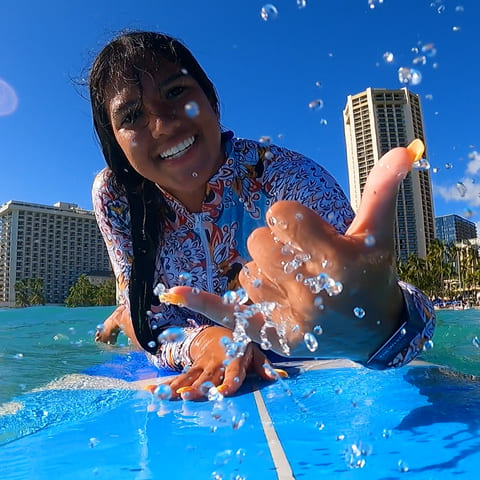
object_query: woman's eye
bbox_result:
[166,86,185,99]
[121,109,142,126]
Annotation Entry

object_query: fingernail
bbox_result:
[217,384,228,394]
[159,292,186,305]
[406,139,425,164]
[176,386,194,395]
[274,368,289,378]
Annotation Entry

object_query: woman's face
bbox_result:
[107,60,223,210]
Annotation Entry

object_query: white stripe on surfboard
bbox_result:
[253,389,295,480]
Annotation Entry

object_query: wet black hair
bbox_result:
[89,31,221,353]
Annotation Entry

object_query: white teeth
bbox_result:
[160,136,195,159]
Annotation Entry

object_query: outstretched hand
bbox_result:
[160,142,424,363]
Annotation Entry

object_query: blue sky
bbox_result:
[0,0,479,229]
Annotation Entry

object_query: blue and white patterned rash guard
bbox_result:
[92,132,435,371]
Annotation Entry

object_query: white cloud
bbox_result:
[466,151,480,175]
[435,177,480,207]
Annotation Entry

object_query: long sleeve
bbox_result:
[92,168,133,307]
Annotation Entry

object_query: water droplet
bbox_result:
[382,428,392,438]
[296,0,307,8]
[400,328,407,336]
[452,25,461,32]
[153,282,166,296]
[313,325,323,335]
[314,297,324,309]
[398,67,422,86]
[413,158,430,170]
[268,215,277,227]
[412,55,427,65]
[455,5,464,13]
[336,434,345,441]
[154,384,172,400]
[178,271,193,285]
[425,94,433,100]
[259,135,271,145]
[319,118,328,125]
[147,341,156,349]
[222,290,237,304]
[260,4,278,21]
[383,51,394,63]
[423,339,434,350]
[192,287,200,295]
[364,235,376,247]
[445,162,453,169]
[191,171,198,178]
[252,278,262,288]
[456,181,467,197]
[264,150,274,160]
[89,437,100,448]
[432,167,439,173]
[398,459,409,472]
[184,101,199,117]
[326,280,343,296]
[421,43,437,57]
[295,273,304,283]
[304,332,318,352]
[368,0,384,9]
[353,307,366,319]
[472,336,480,348]
[308,99,324,111]
[180,68,189,75]
[158,327,185,343]
[315,80,322,88]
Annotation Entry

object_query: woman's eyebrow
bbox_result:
[160,71,189,88]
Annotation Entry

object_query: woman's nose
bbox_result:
[149,108,177,139]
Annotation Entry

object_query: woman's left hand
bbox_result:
[164,325,277,400]
[158,142,424,364]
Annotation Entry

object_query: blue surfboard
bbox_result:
[1,354,480,479]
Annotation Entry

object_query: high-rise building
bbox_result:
[343,87,435,262]
[0,200,112,306]
[435,214,477,244]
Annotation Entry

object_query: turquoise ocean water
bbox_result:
[0,306,479,405]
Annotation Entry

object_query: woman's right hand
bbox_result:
[164,325,280,400]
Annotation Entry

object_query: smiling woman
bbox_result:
[89,30,435,402]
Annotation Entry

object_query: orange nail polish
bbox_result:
[274,368,289,378]
[216,384,228,394]
[406,139,425,164]
[159,292,186,305]
[176,386,194,395]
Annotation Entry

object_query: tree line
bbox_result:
[14,274,116,307]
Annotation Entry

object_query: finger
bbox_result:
[217,346,253,396]
[346,140,424,245]
[166,368,202,399]
[158,286,268,340]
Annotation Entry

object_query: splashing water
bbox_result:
[456,181,467,197]
[412,157,430,170]
[368,0,384,9]
[398,67,422,86]
[304,332,318,352]
[383,51,394,63]
[308,99,324,111]
[260,4,278,21]
[353,307,366,319]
